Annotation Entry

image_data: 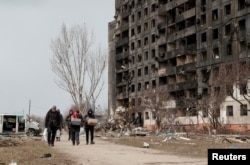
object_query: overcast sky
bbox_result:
[0,0,114,117]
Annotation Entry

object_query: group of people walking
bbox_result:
[65,108,96,145]
[44,105,96,146]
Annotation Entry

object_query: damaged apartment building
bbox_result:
[108,0,250,132]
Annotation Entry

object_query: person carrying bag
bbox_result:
[84,108,97,145]
[44,105,61,146]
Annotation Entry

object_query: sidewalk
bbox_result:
[54,133,207,165]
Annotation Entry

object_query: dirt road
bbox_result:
[53,133,207,165]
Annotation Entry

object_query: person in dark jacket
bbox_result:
[45,105,61,146]
[84,108,95,145]
[65,109,73,140]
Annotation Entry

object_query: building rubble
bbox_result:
[99,106,250,146]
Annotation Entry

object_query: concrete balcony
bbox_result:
[115,37,129,47]
[176,80,197,90]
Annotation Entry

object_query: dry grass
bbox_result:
[0,137,77,165]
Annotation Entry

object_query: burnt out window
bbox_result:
[224,4,231,15]
[225,24,231,36]
[213,28,218,39]
[212,9,218,21]
[201,32,206,42]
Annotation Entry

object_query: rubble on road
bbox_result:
[142,141,149,148]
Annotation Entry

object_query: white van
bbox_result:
[0,113,42,136]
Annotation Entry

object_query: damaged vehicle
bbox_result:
[0,113,42,136]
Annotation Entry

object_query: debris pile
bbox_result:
[217,135,250,143]
[98,106,250,149]
[132,127,148,136]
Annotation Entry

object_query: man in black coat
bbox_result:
[45,105,61,146]
[84,108,96,145]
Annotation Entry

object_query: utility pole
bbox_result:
[28,99,31,118]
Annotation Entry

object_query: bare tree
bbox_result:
[141,85,172,132]
[50,23,107,113]
[213,60,250,112]
[198,94,223,134]
[192,63,231,134]
[86,47,107,111]
[198,59,250,133]
[236,60,250,106]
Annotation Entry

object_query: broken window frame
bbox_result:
[226,105,234,116]
[240,104,248,116]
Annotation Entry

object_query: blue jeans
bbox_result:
[71,131,80,145]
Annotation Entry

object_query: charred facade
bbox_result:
[108,0,250,130]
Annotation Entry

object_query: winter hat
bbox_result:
[88,108,93,114]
